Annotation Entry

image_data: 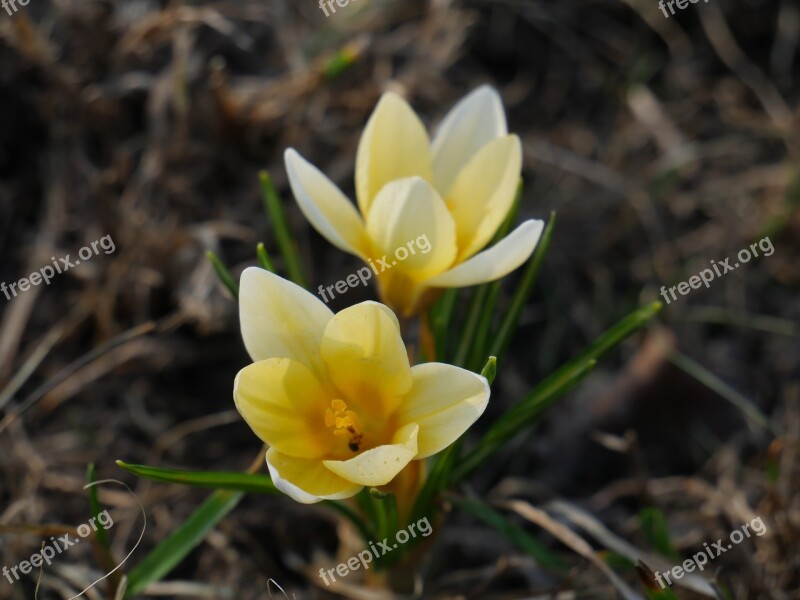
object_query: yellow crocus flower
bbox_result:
[284,86,545,315]
[233,267,490,503]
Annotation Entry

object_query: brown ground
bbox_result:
[0,0,798,598]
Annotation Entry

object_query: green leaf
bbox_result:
[449,495,565,569]
[408,437,460,526]
[116,461,278,494]
[480,356,497,385]
[456,359,597,481]
[117,462,374,570]
[668,350,781,437]
[489,213,556,360]
[259,171,307,287]
[603,552,636,571]
[454,284,492,367]
[408,355,499,526]
[323,44,360,79]
[322,499,374,546]
[645,587,680,600]
[256,242,276,272]
[205,250,239,299]
[86,464,110,549]
[639,507,678,560]
[457,301,662,480]
[467,281,502,371]
[465,180,523,369]
[369,489,399,550]
[125,490,243,597]
[430,289,459,361]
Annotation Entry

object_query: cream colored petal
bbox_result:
[355,93,432,215]
[425,219,544,288]
[365,177,457,281]
[447,135,522,261]
[431,85,508,196]
[285,149,370,258]
[320,301,412,418]
[266,448,362,504]
[323,423,419,486]
[239,267,332,377]
[397,363,490,459]
[233,358,331,459]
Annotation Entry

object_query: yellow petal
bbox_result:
[239,267,332,377]
[431,86,507,196]
[285,149,370,258]
[266,448,362,504]
[320,301,412,419]
[397,363,490,459]
[425,219,544,288]
[355,93,432,215]
[233,358,331,459]
[446,135,522,261]
[365,177,457,282]
[323,423,419,486]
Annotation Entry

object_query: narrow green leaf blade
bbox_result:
[259,171,307,287]
[116,461,278,494]
[205,251,239,299]
[449,495,565,569]
[430,289,459,361]
[458,301,662,480]
[454,284,492,367]
[256,242,276,272]
[456,358,597,480]
[489,213,556,360]
[125,490,243,597]
[86,463,110,549]
[639,507,679,561]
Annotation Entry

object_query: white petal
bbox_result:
[431,86,508,196]
[285,149,370,258]
[355,93,432,215]
[365,177,457,281]
[323,423,419,486]
[266,448,362,504]
[397,363,490,459]
[425,219,544,288]
[446,135,522,261]
[239,267,332,377]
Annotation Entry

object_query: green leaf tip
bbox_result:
[369,488,392,500]
[480,356,497,385]
[257,242,276,272]
[205,250,239,299]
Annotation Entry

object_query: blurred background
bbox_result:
[0,0,798,598]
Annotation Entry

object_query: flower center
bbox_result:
[324,398,363,453]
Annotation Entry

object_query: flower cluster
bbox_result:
[234,87,545,503]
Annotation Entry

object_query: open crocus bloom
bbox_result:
[233,267,490,504]
[285,86,545,315]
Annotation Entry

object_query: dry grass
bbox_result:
[0,0,798,598]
